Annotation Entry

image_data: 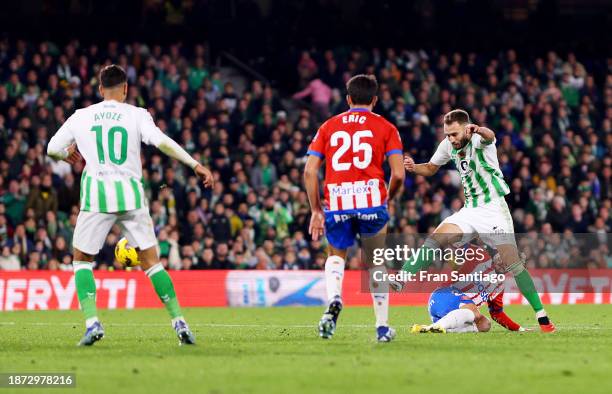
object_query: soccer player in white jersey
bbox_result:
[47,65,214,346]
[399,109,555,332]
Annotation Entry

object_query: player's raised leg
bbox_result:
[400,222,465,276]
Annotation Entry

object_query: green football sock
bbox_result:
[514,269,544,313]
[73,261,98,320]
[146,264,182,319]
[400,239,441,274]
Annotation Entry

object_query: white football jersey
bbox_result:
[430,133,510,208]
[50,100,166,213]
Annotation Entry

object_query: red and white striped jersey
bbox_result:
[307,108,403,212]
[452,245,504,307]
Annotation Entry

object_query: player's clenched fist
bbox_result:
[63,143,83,165]
[464,123,479,138]
[194,164,215,188]
[404,155,416,172]
[308,210,325,241]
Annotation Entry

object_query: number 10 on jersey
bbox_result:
[90,125,128,165]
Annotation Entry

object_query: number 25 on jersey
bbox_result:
[330,130,373,171]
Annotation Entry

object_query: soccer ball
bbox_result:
[115,237,140,267]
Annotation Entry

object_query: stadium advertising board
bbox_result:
[0,270,611,311]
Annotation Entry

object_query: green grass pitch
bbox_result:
[1,305,611,394]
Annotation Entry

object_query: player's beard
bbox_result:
[452,135,470,150]
[457,133,470,149]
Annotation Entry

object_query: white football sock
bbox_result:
[436,308,476,330]
[447,323,478,333]
[536,309,548,319]
[85,317,99,328]
[369,266,389,327]
[324,255,345,302]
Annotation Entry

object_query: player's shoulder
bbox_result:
[469,133,482,145]
[66,105,90,122]
[470,133,496,149]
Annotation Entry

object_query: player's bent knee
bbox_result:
[137,246,160,270]
[431,224,463,246]
[497,244,520,261]
[461,303,479,316]
[328,246,348,260]
[476,315,491,332]
[506,260,526,275]
[73,248,95,262]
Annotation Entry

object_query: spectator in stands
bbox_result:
[292,76,332,120]
[0,245,20,270]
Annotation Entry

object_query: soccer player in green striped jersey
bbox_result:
[47,65,214,345]
[399,109,555,333]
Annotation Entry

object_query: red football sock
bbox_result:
[490,311,521,331]
[487,291,522,331]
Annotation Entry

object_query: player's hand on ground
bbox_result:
[404,155,416,172]
[64,143,82,165]
[308,210,325,241]
[465,124,479,139]
[194,164,214,188]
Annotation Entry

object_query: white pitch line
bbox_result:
[0,322,357,328]
[0,321,609,330]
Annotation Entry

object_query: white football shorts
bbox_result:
[438,197,516,246]
[72,208,157,255]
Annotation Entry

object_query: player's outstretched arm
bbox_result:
[387,153,405,200]
[404,155,440,177]
[157,136,214,188]
[140,110,214,188]
[303,155,324,241]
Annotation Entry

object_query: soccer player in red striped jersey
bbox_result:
[411,244,525,333]
[304,74,405,342]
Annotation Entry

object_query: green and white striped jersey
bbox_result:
[430,134,510,207]
[49,100,167,213]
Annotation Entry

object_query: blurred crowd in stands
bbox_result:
[0,40,610,271]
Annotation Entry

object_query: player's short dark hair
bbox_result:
[346,74,378,105]
[443,109,471,125]
[100,64,127,88]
